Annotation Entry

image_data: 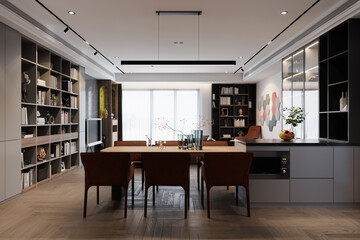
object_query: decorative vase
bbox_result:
[340,92,345,111]
[192,130,203,150]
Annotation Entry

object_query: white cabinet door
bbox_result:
[250,179,289,203]
[5,140,21,199]
[0,142,5,202]
[334,147,353,202]
[290,179,333,203]
[290,147,333,178]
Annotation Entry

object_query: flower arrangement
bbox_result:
[154,117,186,134]
[192,115,214,130]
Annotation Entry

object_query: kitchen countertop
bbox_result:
[236,139,355,146]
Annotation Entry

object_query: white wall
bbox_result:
[256,71,282,139]
[122,82,212,136]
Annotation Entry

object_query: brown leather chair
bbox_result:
[142,153,191,218]
[114,141,146,190]
[81,152,134,218]
[235,125,261,139]
[197,141,228,190]
[201,152,253,218]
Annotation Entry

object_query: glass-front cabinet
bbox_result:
[282,41,319,139]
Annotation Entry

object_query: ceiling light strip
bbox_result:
[121,60,236,65]
[234,0,320,74]
[156,11,202,15]
[35,0,125,74]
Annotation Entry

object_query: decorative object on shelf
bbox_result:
[238,108,243,116]
[192,129,203,150]
[51,93,58,106]
[279,130,294,141]
[339,91,348,111]
[282,107,305,138]
[45,111,55,124]
[22,72,30,102]
[237,130,245,137]
[37,147,46,161]
[221,108,228,116]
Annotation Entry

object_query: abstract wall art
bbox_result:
[258,91,282,132]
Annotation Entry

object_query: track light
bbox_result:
[94,51,98,55]
[64,27,69,33]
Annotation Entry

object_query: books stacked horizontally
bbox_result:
[21,168,35,189]
[21,107,28,125]
[37,79,46,87]
[70,96,77,108]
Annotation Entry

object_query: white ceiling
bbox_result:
[2,0,356,79]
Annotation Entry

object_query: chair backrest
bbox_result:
[114,141,146,146]
[203,140,228,146]
[203,152,253,187]
[238,126,261,139]
[164,141,179,146]
[81,152,131,186]
[142,153,191,187]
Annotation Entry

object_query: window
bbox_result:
[122,89,199,141]
[282,41,319,139]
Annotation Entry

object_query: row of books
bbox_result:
[21,107,28,125]
[70,68,78,79]
[51,144,61,158]
[37,90,47,105]
[221,87,242,95]
[49,75,58,88]
[21,168,35,189]
[220,97,231,105]
[71,142,77,153]
[62,81,73,92]
[61,110,69,124]
[62,142,71,155]
[234,119,246,127]
[70,96,78,108]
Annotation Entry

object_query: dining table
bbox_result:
[101,145,244,199]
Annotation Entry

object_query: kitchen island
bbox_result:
[235,139,360,205]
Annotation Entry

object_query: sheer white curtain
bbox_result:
[122,89,199,141]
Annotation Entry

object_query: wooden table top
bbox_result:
[101,146,244,153]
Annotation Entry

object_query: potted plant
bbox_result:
[280,107,305,140]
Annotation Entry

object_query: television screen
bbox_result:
[86,118,102,147]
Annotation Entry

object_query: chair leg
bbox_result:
[197,159,200,191]
[83,187,89,218]
[201,176,204,207]
[96,185,99,204]
[207,188,211,218]
[132,176,135,206]
[124,185,128,218]
[141,167,144,191]
[185,186,188,219]
[152,186,156,206]
[246,186,251,217]
[235,185,238,205]
[144,187,148,217]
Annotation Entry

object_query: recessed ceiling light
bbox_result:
[68,11,76,15]
[238,56,243,59]
[280,11,288,15]
[114,57,119,59]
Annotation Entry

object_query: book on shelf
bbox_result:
[70,96,78,108]
[220,97,231,105]
[62,80,72,92]
[22,168,35,189]
[234,87,239,94]
[70,68,78,79]
[212,101,216,108]
[21,152,24,168]
[37,79,46,87]
[49,75,58,88]
[21,107,28,125]
[70,142,77,153]
[37,90,46,105]
[37,117,45,124]
[23,134,34,138]
[221,87,233,95]
[62,141,70,155]
[61,110,69,124]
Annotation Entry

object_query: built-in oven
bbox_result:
[249,151,290,179]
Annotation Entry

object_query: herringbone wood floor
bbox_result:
[0,166,360,239]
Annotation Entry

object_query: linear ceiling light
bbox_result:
[156,11,202,15]
[121,60,236,66]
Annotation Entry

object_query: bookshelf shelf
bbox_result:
[20,37,81,191]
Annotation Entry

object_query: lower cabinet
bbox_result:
[334,147,353,202]
[250,179,289,203]
[290,179,333,203]
[5,140,21,199]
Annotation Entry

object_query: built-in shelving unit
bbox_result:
[319,19,360,143]
[20,37,80,191]
[211,84,256,140]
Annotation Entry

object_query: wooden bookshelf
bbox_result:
[211,84,256,140]
[20,37,81,191]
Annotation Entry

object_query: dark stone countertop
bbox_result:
[236,139,356,146]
